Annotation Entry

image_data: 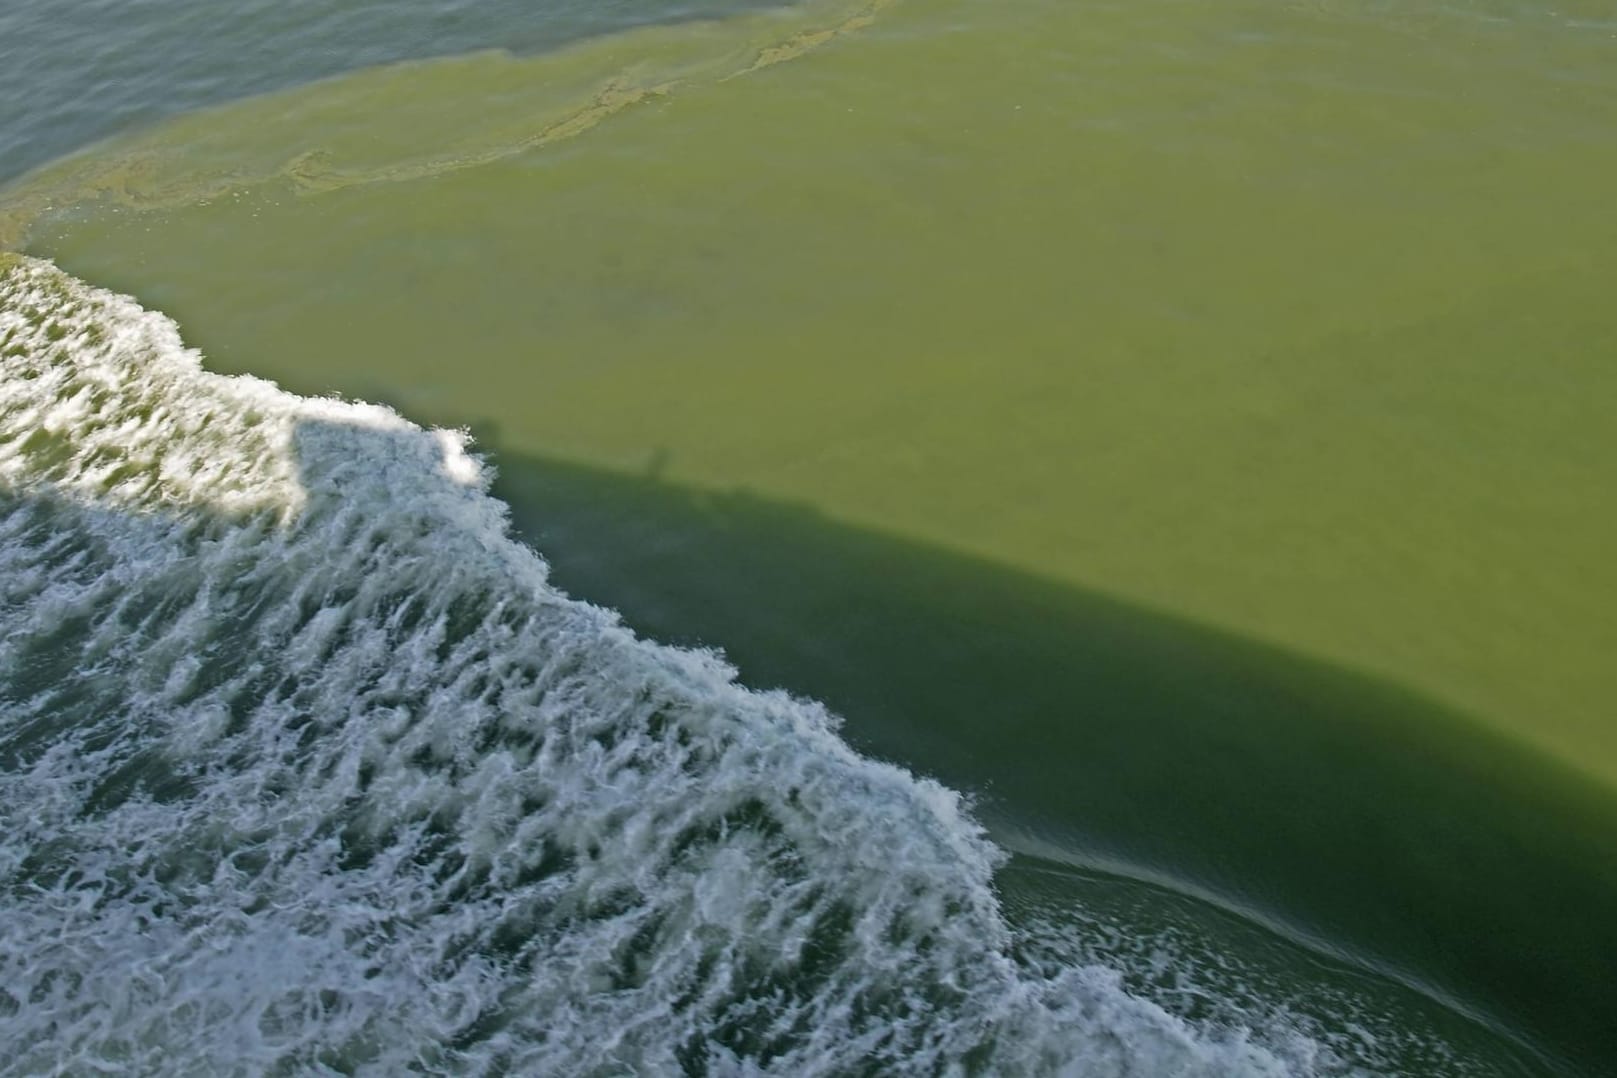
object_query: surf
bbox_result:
[0,256,1313,1074]
[4,254,1536,1075]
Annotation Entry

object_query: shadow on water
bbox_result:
[7,391,1612,1071]
[470,431,1617,1075]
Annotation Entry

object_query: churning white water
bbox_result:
[1,257,1468,1075]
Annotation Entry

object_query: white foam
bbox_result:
[0,257,1418,1075]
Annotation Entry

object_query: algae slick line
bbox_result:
[4,0,1617,1074]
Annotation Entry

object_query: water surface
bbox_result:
[3,0,1616,1072]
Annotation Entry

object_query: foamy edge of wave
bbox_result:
[0,256,1389,1076]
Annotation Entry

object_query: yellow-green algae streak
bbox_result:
[6,0,1616,784]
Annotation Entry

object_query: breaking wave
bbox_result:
[0,256,1485,1075]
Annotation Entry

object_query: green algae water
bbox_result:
[4,0,1617,1074]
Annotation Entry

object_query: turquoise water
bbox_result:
[4,1,1617,1074]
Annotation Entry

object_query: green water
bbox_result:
[12,0,1617,779]
[5,0,1617,1070]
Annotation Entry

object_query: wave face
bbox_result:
[0,256,1473,1076]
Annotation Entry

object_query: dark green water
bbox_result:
[489,443,1617,1072]
[3,0,1616,1073]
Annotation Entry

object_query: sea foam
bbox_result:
[1,256,1392,1075]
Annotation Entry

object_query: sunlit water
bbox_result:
[3,0,1616,1073]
